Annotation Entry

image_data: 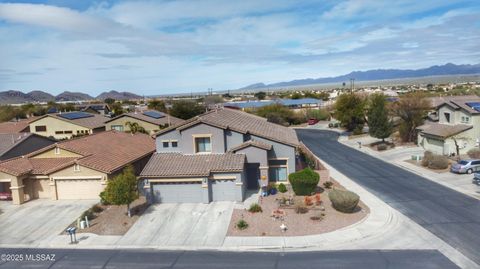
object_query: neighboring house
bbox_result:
[105,110,184,135]
[0,131,155,205]
[140,108,299,204]
[29,111,109,140]
[0,116,40,133]
[417,96,480,155]
[224,98,323,111]
[0,133,55,161]
[76,104,111,115]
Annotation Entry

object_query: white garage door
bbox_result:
[211,179,236,201]
[152,182,203,203]
[56,179,104,200]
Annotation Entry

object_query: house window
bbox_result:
[54,148,60,155]
[55,131,64,135]
[268,159,288,182]
[195,137,212,153]
[64,130,73,134]
[465,117,470,123]
[444,112,450,123]
[163,141,169,148]
[112,125,124,131]
[171,141,178,148]
[73,164,80,172]
[35,125,47,132]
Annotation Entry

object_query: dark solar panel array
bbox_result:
[143,111,165,119]
[58,111,94,120]
[466,102,480,112]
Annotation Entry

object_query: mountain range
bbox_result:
[0,90,142,105]
[239,63,480,90]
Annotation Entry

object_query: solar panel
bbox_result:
[466,102,480,112]
[58,111,94,120]
[143,111,165,119]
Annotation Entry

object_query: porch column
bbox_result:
[10,176,25,205]
[49,177,57,200]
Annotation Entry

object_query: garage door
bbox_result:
[152,182,203,203]
[211,179,236,201]
[56,179,104,200]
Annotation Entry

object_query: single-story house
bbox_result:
[29,111,109,140]
[0,131,155,204]
[140,107,300,204]
[105,110,184,135]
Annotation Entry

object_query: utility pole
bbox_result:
[350,78,355,93]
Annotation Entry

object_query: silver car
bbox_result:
[450,159,480,174]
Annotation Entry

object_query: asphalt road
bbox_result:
[0,248,459,269]
[296,129,480,266]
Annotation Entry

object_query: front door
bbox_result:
[245,163,260,190]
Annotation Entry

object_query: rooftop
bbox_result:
[140,153,245,178]
[0,117,39,133]
[0,133,36,156]
[106,110,184,126]
[417,123,473,138]
[31,112,110,129]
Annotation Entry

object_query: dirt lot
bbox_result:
[64,197,149,235]
[227,173,369,236]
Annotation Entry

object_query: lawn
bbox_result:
[227,173,369,236]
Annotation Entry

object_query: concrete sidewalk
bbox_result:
[341,135,480,200]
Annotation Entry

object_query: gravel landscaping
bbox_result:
[63,197,149,235]
[227,172,369,236]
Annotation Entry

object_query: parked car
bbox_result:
[308,118,319,125]
[0,192,12,200]
[450,159,480,174]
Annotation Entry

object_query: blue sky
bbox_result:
[0,0,479,96]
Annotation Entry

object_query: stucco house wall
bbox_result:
[29,116,93,139]
[180,123,225,154]
[106,116,160,135]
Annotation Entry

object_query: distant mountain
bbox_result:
[28,90,55,102]
[240,63,480,89]
[96,90,142,100]
[55,91,94,102]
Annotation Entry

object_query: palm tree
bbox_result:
[125,121,147,134]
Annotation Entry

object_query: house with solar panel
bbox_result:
[28,111,109,140]
[417,95,480,155]
[105,110,185,135]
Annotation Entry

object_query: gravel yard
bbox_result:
[227,172,369,236]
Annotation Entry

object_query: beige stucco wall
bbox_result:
[419,128,476,155]
[24,178,50,200]
[29,116,92,139]
[105,116,160,135]
[31,147,82,158]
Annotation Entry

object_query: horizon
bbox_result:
[1,1,480,95]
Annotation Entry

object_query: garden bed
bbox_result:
[368,141,395,151]
[63,197,149,235]
[227,174,369,236]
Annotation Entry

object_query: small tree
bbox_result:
[334,93,366,132]
[103,165,138,217]
[254,91,267,100]
[450,134,471,157]
[169,100,205,120]
[147,99,167,112]
[367,93,393,142]
[125,121,147,134]
[392,93,430,142]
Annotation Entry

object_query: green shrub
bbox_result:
[80,209,95,221]
[91,204,103,213]
[236,219,249,230]
[278,183,287,193]
[288,168,320,196]
[428,155,449,169]
[99,191,110,205]
[467,148,480,159]
[421,151,433,167]
[377,144,388,151]
[328,189,360,213]
[323,181,333,189]
[248,203,263,213]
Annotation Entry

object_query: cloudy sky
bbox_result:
[0,0,479,96]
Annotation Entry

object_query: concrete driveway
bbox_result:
[0,199,95,246]
[118,202,234,247]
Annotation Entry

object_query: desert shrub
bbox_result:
[99,191,110,205]
[295,205,309,214]
[323,181,333,189]
[288,168,320,196]
[278,183,287,193]
[236,219,249,230]
[421,151,433,167]
[80,209,95,221]
[428,155,449,169]
[310,213,324,221]
[248,203,263,213]
[328,189,360,213]
[314,193,322,205]
[467,148,480,159]
[377,144,388,151]
[91,204,103,213]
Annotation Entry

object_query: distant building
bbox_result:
[105,110,184,135]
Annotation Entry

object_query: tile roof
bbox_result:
[417,123,473,138]
[140,153,245,177]
[0,133,33,156]
[428,95,480,114]
[106,110,184,127]
[0,117,39,133]
[31,112,109,129]
[157,108,299,147]
[228,139,272,153]
[0,131,155,176]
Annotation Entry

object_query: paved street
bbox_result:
[296,129,480,266]
[0,248,459,268]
